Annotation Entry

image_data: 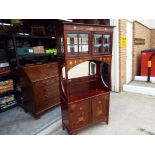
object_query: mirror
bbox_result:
[62,66,66,79]
[89,62,96,75]
[101,62,110,88]
[68,61,96,79]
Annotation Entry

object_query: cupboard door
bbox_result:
[69,99,90,130]
[91,94,109,123]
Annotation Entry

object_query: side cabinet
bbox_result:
[67,93,109,134]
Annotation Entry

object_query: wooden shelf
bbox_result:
[69,89,109,102]
[0,71,11,78]
[18,54,56,58]
[14,34,55,40]
[0,102,17,113]
[0,90,15,98]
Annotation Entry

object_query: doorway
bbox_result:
[126,21,133,84]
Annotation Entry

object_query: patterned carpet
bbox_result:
[0,105,61,135]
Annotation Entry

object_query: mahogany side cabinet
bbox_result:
[57,23,114,134]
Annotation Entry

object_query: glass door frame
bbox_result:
[92,31,113,55]
[64,31,91,57]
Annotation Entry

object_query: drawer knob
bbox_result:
[99,101,102,104]
[79,107,83,110]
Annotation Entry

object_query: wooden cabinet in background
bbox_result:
[19,63,60,119]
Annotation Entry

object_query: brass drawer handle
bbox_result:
[98,101,102,104]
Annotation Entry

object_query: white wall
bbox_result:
[136,19,155,29]
[110,19,120,92]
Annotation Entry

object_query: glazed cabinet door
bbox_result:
[69,99,90,131]
[91,94,109,123]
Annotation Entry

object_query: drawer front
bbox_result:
[91,94,109,123]
[69,99,90,130]
[34,76,59,88]
[33,77,60,111]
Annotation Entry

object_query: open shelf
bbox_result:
[18,53,56,58]
[14,34,55,40]
[0,71,12,79]
[69,89,109,102]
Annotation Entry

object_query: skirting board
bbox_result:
[123,84,155,96]
[135,76,155,83]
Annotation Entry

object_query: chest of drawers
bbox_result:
[19,63,60,119]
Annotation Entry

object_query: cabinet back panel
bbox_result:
[68,76,97,97]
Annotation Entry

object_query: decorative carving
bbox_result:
[78,116,84,122]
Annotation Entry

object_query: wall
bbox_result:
[118,20,155,91]
[119,19,127,90]
[133,21,151,77]
[110,19,120,92]
[151,29,155,48]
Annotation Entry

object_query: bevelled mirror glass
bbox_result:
[68,61,96,79]
[101,62,110,88]
[62,66,66,79]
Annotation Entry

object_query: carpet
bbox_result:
[0,105,61,135]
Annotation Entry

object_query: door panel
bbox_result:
[92,94,109,123]
[69,99,90,130]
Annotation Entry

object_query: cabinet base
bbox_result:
[23,103,60,119]
[62,119,108,135]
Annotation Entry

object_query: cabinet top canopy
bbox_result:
[57,22,114,33]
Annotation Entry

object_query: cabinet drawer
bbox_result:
[34,77,59,88]
[69,99,90,130]
[33,77,60,112]
[91,94,109,123]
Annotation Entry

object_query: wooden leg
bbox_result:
[34,114,41,120]
[69,132,76,135]
[24,108,28,113]
[68,130,77,135]
[106,117,109,125]
[62,124,65,130]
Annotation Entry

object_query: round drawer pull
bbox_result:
[99,101,102,104]
[79,107,83,110]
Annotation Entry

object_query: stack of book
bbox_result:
[0,94,17,110]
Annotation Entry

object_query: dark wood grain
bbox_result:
[19,63,60,119]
